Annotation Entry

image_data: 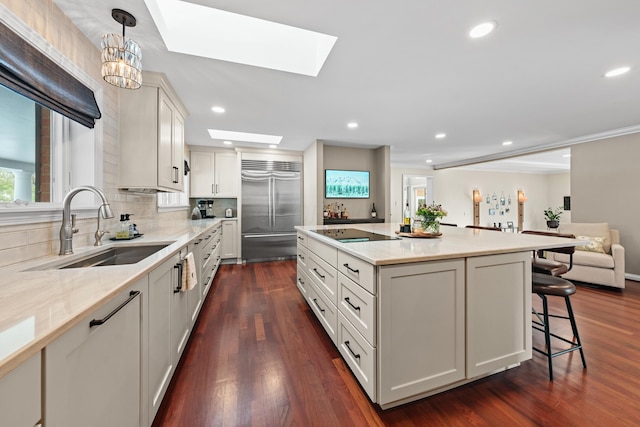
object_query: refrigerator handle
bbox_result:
[271,176,276,227]
[268,176,273,227]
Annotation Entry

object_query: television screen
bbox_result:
[325,169,370,198]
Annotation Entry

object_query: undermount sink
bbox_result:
[29,243,172,270]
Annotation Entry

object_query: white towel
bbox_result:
[181,252,198,292]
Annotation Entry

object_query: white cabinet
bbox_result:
[466,252,532,377]
[148,253,180,420]
[221,220,238,259]
[119,71,187,192]
[378,260,465,406]
[0,351,41,427]
[190,150,239,197]
[171,247,191,365]
[45,278,147,427]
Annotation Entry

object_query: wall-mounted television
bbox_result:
[325,169,370,199]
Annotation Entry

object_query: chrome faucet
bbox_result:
[59,186,114,255]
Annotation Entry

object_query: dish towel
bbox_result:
[181,252,198,292]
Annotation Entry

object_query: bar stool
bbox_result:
[531,272,587,380]
[465,225,501,231]
[521,230,576,276]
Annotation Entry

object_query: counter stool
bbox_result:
[465,225,501,231]
[531,272,587,380]
[521,230,576,276]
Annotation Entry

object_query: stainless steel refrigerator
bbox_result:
[241,159,302,262]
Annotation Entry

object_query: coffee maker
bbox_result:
[197,200,207,218]
[205,200,215,217]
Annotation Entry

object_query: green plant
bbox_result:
[416,203,447,221]
[543,206,563,221]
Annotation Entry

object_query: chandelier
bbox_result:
[101,9,142,89]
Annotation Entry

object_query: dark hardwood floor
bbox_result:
[153,261,640,426]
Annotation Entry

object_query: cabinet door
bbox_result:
[158,90,177,190]
[214,151,239,197]
[172,248,191,364]
[378,259,465,406]
[173,110,185,189]
[187,242,203,324]
[221,220,238,259]
[148,254,178,420]
[0,352,40,427]
[45,279,146,427]
[466,252,532,378]
[190,151,215,197]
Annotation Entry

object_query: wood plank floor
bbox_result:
[153,261,640,426]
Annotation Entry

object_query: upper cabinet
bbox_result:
[119,71,188,192]
[190,150,239,198]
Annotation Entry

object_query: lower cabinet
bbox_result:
[0,351,41,427]
[221,219,238,260]
[45,277,147,427]
[378,259,465,406]
[148,252,180,421]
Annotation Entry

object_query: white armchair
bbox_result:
[550,223,625,289]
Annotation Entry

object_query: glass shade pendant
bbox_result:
[101,9,142,89]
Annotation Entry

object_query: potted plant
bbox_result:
[543,206,563,229]
[415,202,447,234]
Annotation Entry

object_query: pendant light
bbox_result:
[101,9,142,89]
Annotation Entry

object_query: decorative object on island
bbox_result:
[101,9,142,90]
[517,190,527,231]
[472,189,482,226]
[371,203,377,218]
[543,206,563,229]
[416,202,447,234]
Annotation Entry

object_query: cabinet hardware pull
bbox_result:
[89,290,140,327]
[298,278,305,285]
[174,262,183,293]
[313,268,325,280]
[344,341,361,360]
[173,166,179,183]
[195,238,203,245]
[297,235,304,240]
[212,184,215,194]
[343,263,360,274]
[298,254,305,260]
[344,297,361,312]
[312,298,325,313]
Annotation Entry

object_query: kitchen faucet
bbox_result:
[59,186,114,255]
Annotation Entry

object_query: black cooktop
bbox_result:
[311,228,399,243]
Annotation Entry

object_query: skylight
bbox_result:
[143,0,337,76]
[208,129,283,145]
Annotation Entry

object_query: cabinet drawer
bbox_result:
[307,251,338,305]
[296,266,311,298]
[338,273,377,346]
[309,237,338,266]
[338,251,377,295]
[297,243,309,270]
[307,280,337,345]
[296,231,308,248]
[0,351,41,427]
[338,312,376,401]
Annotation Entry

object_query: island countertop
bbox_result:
[295,223,583,266]
[0,218,222,379]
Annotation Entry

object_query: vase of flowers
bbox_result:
[415,203,447,234]
[543,206,563,229]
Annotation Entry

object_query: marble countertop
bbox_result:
[296,223,584,265]
[0,218,222,379]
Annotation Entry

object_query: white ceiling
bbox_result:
[52,0,640,173]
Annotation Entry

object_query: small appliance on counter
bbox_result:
[225,208,233,218]
[197,199,215,217]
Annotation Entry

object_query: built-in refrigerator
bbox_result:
[241,159,302,262]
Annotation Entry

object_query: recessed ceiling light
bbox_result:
[426,159,433,163]
[347,122,358,129]
[144,0,337,76]
[223,140,232,145]
[269,144,277,149]
[469,21,497,39]
[604,66,631,78]
[208,129,282,144]
[212,106,226,113]
[502,141,513,146]
[562,154,571,158]
[435,133,446,139]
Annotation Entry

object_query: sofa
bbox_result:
[549,223,625,289]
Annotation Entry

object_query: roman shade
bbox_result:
[0,21,101,128]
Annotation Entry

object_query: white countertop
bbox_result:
[296,223,583,265]
[0,218,221,379]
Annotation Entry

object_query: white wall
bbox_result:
[391,167,570,231]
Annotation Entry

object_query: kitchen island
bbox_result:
[295,223,580,409]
